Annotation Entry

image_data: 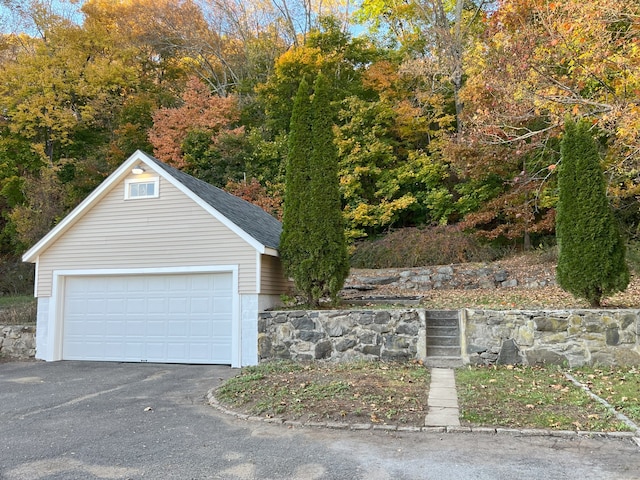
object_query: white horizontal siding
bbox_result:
[37,175,257,296]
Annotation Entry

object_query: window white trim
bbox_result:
[124,176,159,200]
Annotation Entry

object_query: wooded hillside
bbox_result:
[1,0,638,261]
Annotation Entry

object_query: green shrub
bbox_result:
[556,118,629,307]
[350,225,501,268]
[281,74,348,304]
[626,241,640,274]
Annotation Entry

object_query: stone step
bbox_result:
[427,335,460,347]
[424,310,459,320]
[424,357,464,368]
[426,345,461,357]
[427,316,459,327]
[427,325,459,337]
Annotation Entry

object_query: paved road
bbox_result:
[0,361,638,480]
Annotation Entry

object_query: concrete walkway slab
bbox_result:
[425,368,460,427]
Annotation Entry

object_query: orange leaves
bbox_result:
[362,61,398,94]
[148,77,241,168]
[225,178,282,219]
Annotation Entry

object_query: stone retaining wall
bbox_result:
[345,263,555,292]
[259,309,640,367]
[464,309,640,367]
[0,325,36,359]
[258,310,426,363]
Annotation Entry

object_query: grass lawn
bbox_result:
[568,366,640,425]
[456,365,636,432]
[215,361,639,432]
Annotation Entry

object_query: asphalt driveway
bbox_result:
[0,361,638,480]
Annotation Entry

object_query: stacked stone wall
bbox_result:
[258,310,426,363]
[0,325,36,360]
[464,309,640,367]
[260,309,640,367]
[345,263,555,292]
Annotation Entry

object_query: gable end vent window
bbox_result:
[125,177,159,200]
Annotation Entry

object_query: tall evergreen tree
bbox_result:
[280,74,349,305]
[280,78,314,301]
[556,118,629,307]
[307,73,350,303]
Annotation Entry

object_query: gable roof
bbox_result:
[23,150,282,263]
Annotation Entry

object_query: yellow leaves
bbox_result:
[274,45,323,73]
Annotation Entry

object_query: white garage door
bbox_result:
[62,273,233,364]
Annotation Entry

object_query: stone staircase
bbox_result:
[425,310,462,367]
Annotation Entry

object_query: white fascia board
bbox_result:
[21,151,148,263]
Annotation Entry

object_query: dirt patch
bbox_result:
[216,361,430,426]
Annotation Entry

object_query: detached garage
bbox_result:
[22,150,290,367]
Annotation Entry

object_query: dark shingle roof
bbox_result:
[147,154,282,250]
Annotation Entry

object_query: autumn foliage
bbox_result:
[0,0,639,286]
[225,178,282,220]
[148,77,242,169]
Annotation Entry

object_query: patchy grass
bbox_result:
[570,366,640,425]
[456,365,633,432]
[0,296,36,325]
[216,362,636,431]
[216,360,430,425]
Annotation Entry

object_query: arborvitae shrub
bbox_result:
[280,74,349,305]
[555,118,629,307]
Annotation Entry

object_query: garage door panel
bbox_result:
[169,276,189,291]
[107,298,125,314]
[124,341,144,359]
[126,319,145,336]
[169,297,188,314]
[147,298,167,313]
[212,319,232,336]
[62,273,234,364]
[191,297,211,313]
[213,298,232,313]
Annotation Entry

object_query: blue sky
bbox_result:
[0,0,85,34]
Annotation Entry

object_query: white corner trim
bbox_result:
[33,258,39,298]
[255,251,262,295]
[48,272,63,361]
[233,290,242,368]
[53,265,239,277]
